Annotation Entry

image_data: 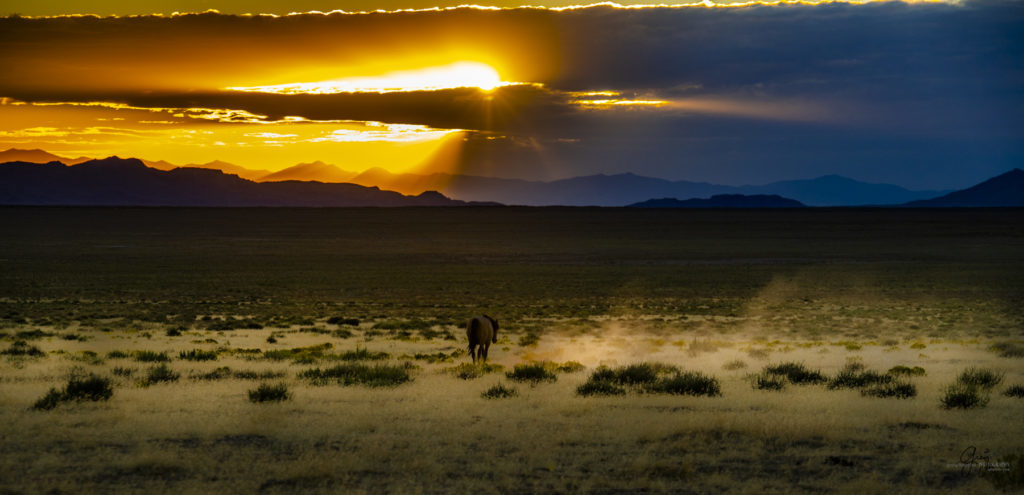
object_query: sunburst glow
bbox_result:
[227,61,516,94]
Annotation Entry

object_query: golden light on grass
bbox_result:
[227,61,518,94]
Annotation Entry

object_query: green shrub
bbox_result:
[576,380,627,397]
[828,367,894,390]
[111,366,135,377]
[648,371,721,397]
[191,366,233,380]
[556,361,586,373]
[179,349,218,361]
[2,340,45,357]
[336,347,389,361]
[106,350,130,359]
[764,362,826,385]
[143,363,180,385]
[1003,385,1024,398]
[299,363,411,387]
[577,363,718,397]
[248,383,291,403]
[887,365,926,377]
[133,350,169,362]
[481,383,518,399]
[752,372,787,391]
[941,383,989,410]
[518,332,540,347]
[990,341,1024,358]
[264,343,332,363]
[957,367,1004,390]
[64,374,115,401]
[32,388,64,411]
[861,380,917,399]
[446,362,504,380]
[505,363,557,384]
[327,316,361,326]
[32,373,113,410]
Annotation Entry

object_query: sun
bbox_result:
[227,61,512,94]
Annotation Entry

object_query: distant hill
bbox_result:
[629,194,805,208]
[142,159,272,181]
[0,157,489,207]
[904,169,1024,207]
[0,148,91,165]
[259,161,356,183]
[341,169,945,206]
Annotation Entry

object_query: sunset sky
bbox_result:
[1,1,1021,188]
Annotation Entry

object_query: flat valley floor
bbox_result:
[0,207,1022,493]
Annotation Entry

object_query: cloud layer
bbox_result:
[2,1,1022,187]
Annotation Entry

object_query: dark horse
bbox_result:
[466,315,499,363]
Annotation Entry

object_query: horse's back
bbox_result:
[466,315,493,345]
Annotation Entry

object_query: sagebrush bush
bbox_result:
[327,316,361,326]
[576,380,626,397]
[828,367,893,390]
[32,388,64,411]
[764,362,826,385]
[336,347,389,361]
[106,350,130,359]
[299,363,411,387]
[111,366,135,377]
[179,349,218,361]
[248,383,291,403]
[556,361,586,373]
[264,343,332,363]
[481,383,518,399]
[941,383,989,410]
[957,367,1003,390]
[143,363,180,385]
[505,363,557,384]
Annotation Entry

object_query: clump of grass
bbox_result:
[989,341,1024,358]
[957,367,1004,390]
[111,366,135,377]
[14,329,53,340]
[576,380,627,397]
[266,336,278,344]
[191,366,233,380]
[941,383,989,410]
[248,383,291,403]
[1003,385,1024,398]
[518,332,540,347]
[556,361,585,373]
[165,328,182,337]
[264,343,332,363]
[577,362,719,397]
[69,350,104,365]
[32,373,114,410]
[133,350,169,363]
[299,363,411,387]
[106,350,130,359]
[763,362,826,385]
[861,380,917,399]
[722,359,747,370]
[909,342,927,349]
[327,316,361,326]
[505,363,557,384]
[647,371,721,396]
[336,347,389,361]
[746,348,770,360]
[179,349,218,361]
[687,339,719,357]
[205,317,263,331]
[2,340,45,357]
[828,364,894,390]
[233,369,287,380]
[142,363,180,386]
[751,371,786,391]
[445,362,504,380]
[481,383,518,399]
[332,329,354,339]
[411,351,456,363]
[887,365,926,377]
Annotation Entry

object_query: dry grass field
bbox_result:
[1,207,1022,493]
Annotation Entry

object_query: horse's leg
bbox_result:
[469,344,477,363]
[481,344,489,363]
